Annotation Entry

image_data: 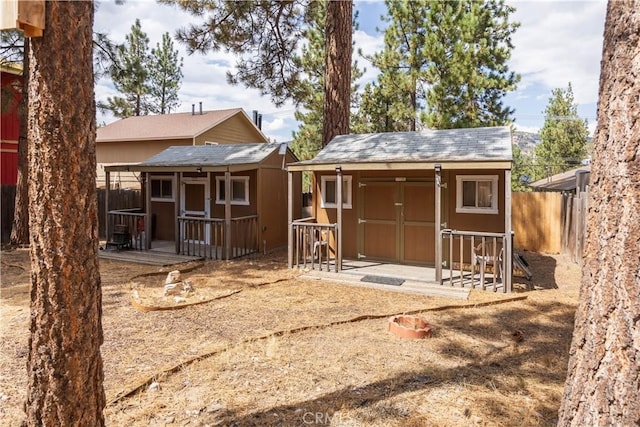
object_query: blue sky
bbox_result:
[95,0,607,141]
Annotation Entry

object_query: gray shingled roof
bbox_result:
[295,126,512,165]
[139,143,280,167]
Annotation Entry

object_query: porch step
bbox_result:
[300,270,470,300]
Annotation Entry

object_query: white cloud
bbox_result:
[509,1,606,105]
[353,29,384,86]
[93,1,605,141]
[93,1,296,140]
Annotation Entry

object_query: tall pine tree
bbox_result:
[291,3,362,162]
[558,1,639,423]
[162,0,354,147]
[358,0,519,130]
[25,1,105,424]
[534,83,589,178]
[98,20,182,118]
[149,33,183,114]
[102,19,150,117]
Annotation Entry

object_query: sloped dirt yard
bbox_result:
[1,248,580,426]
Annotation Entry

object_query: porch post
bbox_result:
[435,164,442,284]
[105,170,110,243]
[287,170,293,268]
[504,168,513,293]
[174,172,180,254]
[336,166,343,272]
[145,172,151,250]
[224,170,231,260]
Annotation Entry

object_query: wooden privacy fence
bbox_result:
[98,188,141,238]
[512,190,588,262]
[2,186,141,243]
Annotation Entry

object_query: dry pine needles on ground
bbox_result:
[0,248,580,426]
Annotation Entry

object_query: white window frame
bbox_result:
[456,175,499,214]
[320,175,353,209]
[215,176,250,206]
[150,176,175,202]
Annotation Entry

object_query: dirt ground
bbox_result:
[1,247,581,426]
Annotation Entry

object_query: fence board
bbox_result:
[98,188,141,238]
[512,192,562,253]
[512,190,587,261]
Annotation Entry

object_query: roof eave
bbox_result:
[287,160,512,172]
[97,136,193,143]
[105,162,263,173]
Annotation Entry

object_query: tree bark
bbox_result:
[10,38,29,246]
[322,0,352,146]
[24,1,105,426]
[558,1,640,425]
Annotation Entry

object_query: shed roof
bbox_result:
[528,166,590,192]
[96,108,266,142]
[288,126,512,171]
[105,142,292,173]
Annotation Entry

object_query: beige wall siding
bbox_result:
[96,139,191,163]
[150,201,175,241]
[446,169,506,234]
[194,114,267,145]
[209,170,258,219]
[313,168,509,264]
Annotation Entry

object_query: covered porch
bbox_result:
[104,203,259,261]
[286,127,515,293]
[103,144,293,261]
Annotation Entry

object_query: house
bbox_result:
[96,107,269,188]
[528,165,590,193]
[104,142,301,260]
[286,126,515,292]
[1,63,23,186]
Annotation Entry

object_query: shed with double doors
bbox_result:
[286,126,515,292]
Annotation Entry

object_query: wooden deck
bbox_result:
[298,258,506,298]
[99,240,203,266]
[301,260,468,299]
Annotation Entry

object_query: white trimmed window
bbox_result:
[150,176,174,202]
[456,175,499,214]
[215,176,250,205]
[320,175,352,209]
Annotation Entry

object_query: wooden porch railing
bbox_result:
[178,216,225,259]
[292,219,337,272]
[106,209,145,250]
[439,229,510,292]
[178,215,258,260]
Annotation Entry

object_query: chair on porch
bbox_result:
[313,229,329,261]
[472,240,504,282]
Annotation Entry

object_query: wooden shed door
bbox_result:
[358,179,437,265]
[401,182,435,264]
[180,178,210,244]
[359,182,398,261]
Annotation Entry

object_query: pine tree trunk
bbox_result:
[24,2,105,425]
[558,1,640,425]
[10,39,30,246]
[322,0,352,146]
